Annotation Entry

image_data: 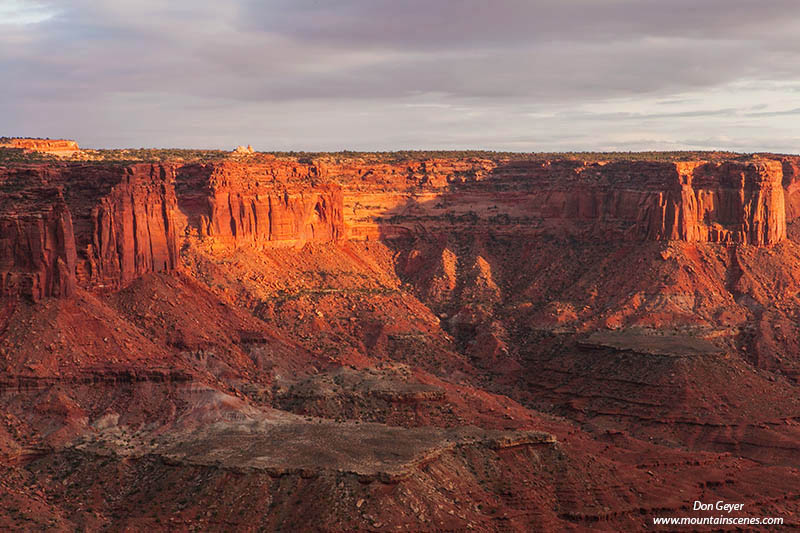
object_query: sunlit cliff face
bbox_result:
[3,152,798,298]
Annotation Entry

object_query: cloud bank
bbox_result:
[1,0,798,152]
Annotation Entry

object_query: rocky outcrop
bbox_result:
[0,138,80,156]
[0,154,793,300]
[781,157,800,223]
[79,164,181,289]
[0,159,346,299]
[342,158,788,245]
[176,161,344,247]
[232,145,254,155]
[645,160,786,245]
[0,191,76,301]
[0,163,180,298]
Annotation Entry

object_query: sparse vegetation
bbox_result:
[88,148,230,163]
[0,147,56,163]
[0,145,784,165]
[275,149,758,164]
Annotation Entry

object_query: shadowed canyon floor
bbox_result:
[1,146,799,531]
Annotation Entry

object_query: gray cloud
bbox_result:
[745,107,800,117]
[0,0,798,152]
[244,0,800,48]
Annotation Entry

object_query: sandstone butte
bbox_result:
[1,146,800,531]
[0,138,81,157]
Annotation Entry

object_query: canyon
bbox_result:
[1,147,799,531]
[3,154,794,300]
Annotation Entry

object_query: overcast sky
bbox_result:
[2,0,799,152]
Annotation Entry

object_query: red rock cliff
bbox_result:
[78,164,181,289]
[176,161,344,248]
[0,154,792,299]
[0,188,76,301]
[334,157,787,245]
[200,155,786,245]
[0,163,180,298]
[1,159,345,299]
[1,138,80,156]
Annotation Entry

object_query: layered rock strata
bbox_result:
[0,138,81,156]
[0,155,795,299]
[340,158,788,245]
[78,164,181,289]
[0,160,345,298]
[175,161,343,247]
[0,189,76,300]
[0,164,181,297]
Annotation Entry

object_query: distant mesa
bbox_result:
[232,144,255,155]
[0,137,81,157]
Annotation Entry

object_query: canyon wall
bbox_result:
[782,158,800,223]
[175,161,344,248]
[214,155,787,245]
[0,164,181,298]
[0,160,345,299]
[0,154,795,299]
[0,189,76,301]
[335,158,788,245]
[77,164,181,289]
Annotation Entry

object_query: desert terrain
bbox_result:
[0,139,798,531]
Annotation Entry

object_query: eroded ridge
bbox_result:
[1,154,795,299]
